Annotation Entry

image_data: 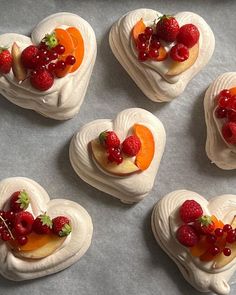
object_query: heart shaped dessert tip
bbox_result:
[152,190,236,295]
[205,72,236,170]
[0,12,96,120]
[0,177,93,281]
[109,8,215,102]
[69,108,166,204]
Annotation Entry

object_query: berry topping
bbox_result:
[33,214,52,234]
[14,211,34,236]
[179,200,203,223]
[170,43,189,62]
[194,215,215,234]
[52,216,72,237]
[30,69,54,91]
[156,15,180,42]
[0,47,12,74]
[10,190,30,212]
[122,135,141,157]
[21,45,39,69]
[176,24,200,48]
[176,224,198,247]
[222,122,236,145]
[41,32,58,49]
[99,131,120,149]
[107,147,123,164]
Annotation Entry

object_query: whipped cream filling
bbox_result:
[0,177,93,281]
[0,12,97,120]
[109,8,215,102]
[69,108,166,204]
[151,190,236,295]
[204,72,236,169]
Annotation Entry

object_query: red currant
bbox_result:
[48,51,58,61]
[145,27,153,36]
[226,229,236,243]
[137,42,148,51]
[223,247,231,256]
[219,89,231,99]
[223,224,232,232]
[56,60,66,70]
[215,228,223,237]
[54,44,65,55]
[138,33,147,43]
[4,211,15,223]
[149,49,159,59]
[65,55,76,65]
[138,51,148,61]
[206,234,217,244]
[1,231,11,241]
[38,43,48,51]
[228,110,236,122]
[48,63,56,73]
[150,39,161,50]
[215,107,227,118]
[17,236,28,246]
[209,246,220,256]
[218,96,230,108]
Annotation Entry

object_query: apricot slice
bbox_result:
[190,236,209,257]
[134,124,155,170]
[229,87,236,96]
[55,28,74,55]
[156,46,168,61]
[66,27,84,73]
[132,19,146,43]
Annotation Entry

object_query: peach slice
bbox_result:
[134,124,155,171]
[190,236,209,257]
[132,19,146,43]
[54,28,74,55]
[11,42,27,82]
[167,42,199,76]
[229,87,236,96]
[66,27,84,73]
[90,139,140,176]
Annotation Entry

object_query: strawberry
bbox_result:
[122,135,141,156]
[30,69,54,91]
[21,45,39,69]
[33,214,52,234]
[0,47,12,74]
[194,215,215,234]
[179,200,203,223]
[52,216,72,237]
[156,15,180,43]
[14,211,34,236]
[176,224,199,247]
[10,190,30,213]
[177,24,200,48]
[99,131,120,149]
[222,122,236,145]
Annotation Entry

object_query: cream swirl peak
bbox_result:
[0,12,96,120]
[109,9,215,102]
[0,177,93,281]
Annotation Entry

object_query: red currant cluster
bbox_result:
[215,89,236,145]
[136,27,163,61]
[99,130,141,165]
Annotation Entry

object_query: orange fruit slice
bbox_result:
[132,19,146,43]
[134,124,155,171]
[54,28,74,55]
[229,87,236,96]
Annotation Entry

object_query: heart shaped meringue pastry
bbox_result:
[109,8,215,102]
[0,177,93,281]
[204,72,236,169]
[69,108,166,204]
[152,190,236,295]
[0,12,96,120]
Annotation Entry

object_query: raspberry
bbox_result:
[193,215,215,234]
[222,122,236,144]
[176,224,198,247]
[156,15,180,42]
[21,45,39,69]
[33,214,52,234]
[52,216,71,237]
[99,131,120,149]
[170,43,189,62]
[177,24,200,48]
[30,69,54,91]
[122,135,141,157]
[179,200,203,223]
[10,190,30,212]
[14,211,34,236]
